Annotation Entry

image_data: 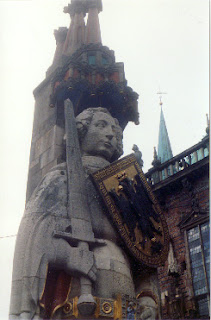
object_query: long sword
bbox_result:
[54,99,97,316]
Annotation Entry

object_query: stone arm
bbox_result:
[25,164,97,282]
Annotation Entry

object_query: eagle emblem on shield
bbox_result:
[91,154,169,267]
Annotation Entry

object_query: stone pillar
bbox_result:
[85,0,102,44]
[53,27,68,63]
[63,1,86,56]
[71,12,86,51]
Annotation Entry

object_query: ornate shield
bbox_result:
[91,154,169,267]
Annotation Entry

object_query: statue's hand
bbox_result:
[68,243,97,282]
[49,238,97,282]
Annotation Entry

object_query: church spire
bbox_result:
[157,97,173,164]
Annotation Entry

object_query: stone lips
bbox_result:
[91,153,170,268]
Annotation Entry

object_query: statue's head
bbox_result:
[76,107,123,162]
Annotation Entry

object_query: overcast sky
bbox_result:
[0,0,209,318]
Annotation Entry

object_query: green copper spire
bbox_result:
[157,106,173,163]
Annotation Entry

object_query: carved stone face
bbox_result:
[80,111,119,161]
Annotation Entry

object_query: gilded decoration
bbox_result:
[63,302,73,314]
[57,294,150,319]
[91,154,170,267]
[101,301,114,316]
[60,296,121,319]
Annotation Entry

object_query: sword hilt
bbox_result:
[53,231,98,316]
[53,230,106,248]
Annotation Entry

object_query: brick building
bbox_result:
[146,110,209,318]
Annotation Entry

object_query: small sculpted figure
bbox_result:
[127,302,136,320]
[132,144,143,168]
[10,107,158,319]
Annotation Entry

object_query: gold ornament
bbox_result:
[63,302,73,314]
[102,302,112,314]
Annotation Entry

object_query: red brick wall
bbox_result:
[155,173,209,318]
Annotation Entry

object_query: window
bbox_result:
[102,56,108,65]
[88,55,96,65]
[187,222,210,317]
[204,147,209,157]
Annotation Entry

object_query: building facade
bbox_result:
[146,130,209,319]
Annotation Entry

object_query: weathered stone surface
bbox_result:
[94,269,135,299]
[41,158,58,177]
[32,81,55,136]
[10,164,97,318]
[26,169,42,202]
[29,156,40,170]
[40,144,63,169]
[139,296,158,320]
[94,240,131,274]
[10,108,158,320]
[34,125,64,160]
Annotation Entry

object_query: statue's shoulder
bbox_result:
[48,162,67,174]
[25,162,68,213]
[36,162,67,189]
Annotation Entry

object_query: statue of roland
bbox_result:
[9,107,158,319]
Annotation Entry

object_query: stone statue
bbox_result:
[10,107,158,319]
[132,144,144,168]
[127,302,136,320]
[139,296,158,320]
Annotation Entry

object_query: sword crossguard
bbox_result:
[53,230,106,249]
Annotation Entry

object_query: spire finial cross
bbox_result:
[157,90,167,106]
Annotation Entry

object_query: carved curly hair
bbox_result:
[76,107,123,161]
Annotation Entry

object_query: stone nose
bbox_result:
[105,125,114,140]
[106,134,114,141]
